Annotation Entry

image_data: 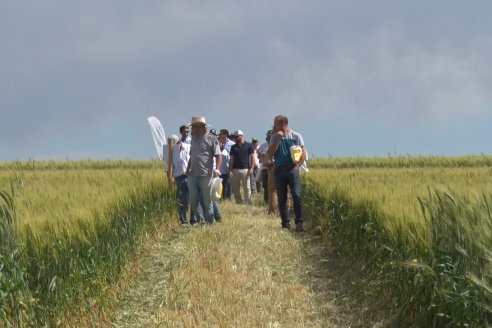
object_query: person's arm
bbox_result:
[211,139,221,177]
[228,154,234,176]
[185,152,191,176]
[167,144,174,187]
[267,131,284,159]
[214,153,222,177]
[249,152,255,176]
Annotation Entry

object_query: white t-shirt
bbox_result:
[171,142,190,177]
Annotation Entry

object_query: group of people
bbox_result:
[166,114,307,233]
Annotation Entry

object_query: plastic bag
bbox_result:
[211,177,223,201]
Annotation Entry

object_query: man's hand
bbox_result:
[275,130,285,138]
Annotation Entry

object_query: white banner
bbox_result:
[147,116,166,160]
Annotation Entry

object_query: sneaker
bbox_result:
[295,222,305,233]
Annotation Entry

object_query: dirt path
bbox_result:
[109,202,386,327]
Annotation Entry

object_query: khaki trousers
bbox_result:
[232,168,251,204]
[267,166,277,214]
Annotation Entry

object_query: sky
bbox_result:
[1,0,491,161]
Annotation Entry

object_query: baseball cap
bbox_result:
[209,128,217,135]
[233,130,244,136]
[252,137,258,142]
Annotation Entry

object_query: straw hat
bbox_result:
[187,116,210,127]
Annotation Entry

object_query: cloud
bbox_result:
[1,1,491,160]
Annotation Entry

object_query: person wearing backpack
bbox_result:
[267,115,307,233]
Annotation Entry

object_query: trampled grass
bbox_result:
[110,202,373,328]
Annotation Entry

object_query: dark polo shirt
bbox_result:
[230,141,252,169]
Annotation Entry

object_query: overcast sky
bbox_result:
[1,1,491,161]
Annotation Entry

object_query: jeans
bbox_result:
[174,175,190,224]
[212,201,222,222]
[275,165,303,228]
[188,176,214,224]
[191,200,208,224]
[250,167,257,194]
[193,198,221,223]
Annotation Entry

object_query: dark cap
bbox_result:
[252,137,258,143]
[209,128,217,136]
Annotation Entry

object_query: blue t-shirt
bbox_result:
[270,130,304,167]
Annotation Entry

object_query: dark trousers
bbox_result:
[261,169,268,204]
[274,166,303,228]
[220,173,232,200]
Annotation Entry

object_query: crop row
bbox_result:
[0,165,174,326]
[302,165,492,326]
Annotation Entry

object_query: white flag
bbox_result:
[147,116,166,160]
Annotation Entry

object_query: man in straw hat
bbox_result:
[186,116,222,225]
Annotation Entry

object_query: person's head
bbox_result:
[233,130,244,144]
[251,137,259,149]
[179,125,189,140]
[209,128,218,136]
[219,129,229,137]
[273,115,289,132]
[188,116,208,137]
[219,129,229,143]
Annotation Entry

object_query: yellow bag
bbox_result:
[290,145,302,164]
[217,181,223,198]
